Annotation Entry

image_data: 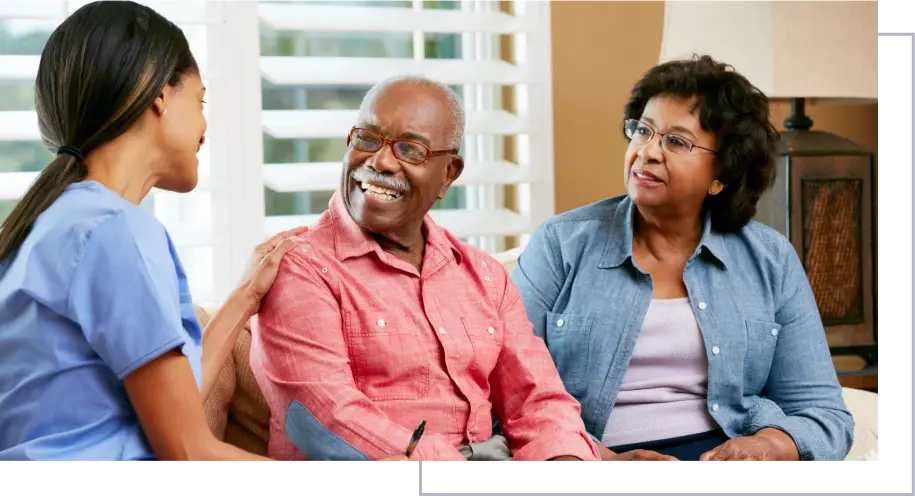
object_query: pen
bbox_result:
[404,420,426,458]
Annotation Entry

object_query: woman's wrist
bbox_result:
[229,283,260,320]
[754,427,800,461]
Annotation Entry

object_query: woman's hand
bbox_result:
[699,428,799,461]
[237,226,309,309]
[596,443,676,461]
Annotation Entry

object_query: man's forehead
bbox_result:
[354,116,434,147]
[355,102,452,144]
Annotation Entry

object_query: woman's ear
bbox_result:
[152,87,169,117]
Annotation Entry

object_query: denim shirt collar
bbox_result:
[597,196,730,270]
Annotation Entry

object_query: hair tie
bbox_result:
[57,145,85,160]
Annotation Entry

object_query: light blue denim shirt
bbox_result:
[511,194,854,461]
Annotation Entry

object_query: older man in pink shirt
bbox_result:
[250,76,598,462]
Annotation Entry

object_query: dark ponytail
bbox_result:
[0,0,198,261]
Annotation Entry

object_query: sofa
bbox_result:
[199,249,877,461]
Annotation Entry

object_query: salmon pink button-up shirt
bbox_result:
[250,193,598,461]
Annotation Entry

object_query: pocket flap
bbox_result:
[746,319,783,339]
[546,312,592,332]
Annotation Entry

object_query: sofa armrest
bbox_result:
[196,305,238,441]
[842,387,877,461]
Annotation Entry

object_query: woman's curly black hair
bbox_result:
[623,54,780,232]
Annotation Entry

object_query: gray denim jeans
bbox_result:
[458,434,512,461]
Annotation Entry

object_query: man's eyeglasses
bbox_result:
[347,127,459,165]
[623,119,717,155]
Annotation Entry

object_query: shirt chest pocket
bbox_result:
[460,317,504,379]
[743,319,782,394]
[545,312,593,397]
[342,310,431,401]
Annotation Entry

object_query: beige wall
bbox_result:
[547,1,878,378]
[549,1,878,214]
[550,1,665,213]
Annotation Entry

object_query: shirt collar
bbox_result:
[329,192,463,265]
[598,196,730,270]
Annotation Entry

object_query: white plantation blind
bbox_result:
[254,0,556,253]
[0,0,557,305]
[0,1,236,304]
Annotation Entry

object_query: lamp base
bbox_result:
[755,124,876,364]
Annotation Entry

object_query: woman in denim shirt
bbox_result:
[512,55,853,461]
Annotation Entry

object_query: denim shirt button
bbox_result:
[712,346,720,355]
[698,302,708,310]
[771,328,779,337]
[556,319,565,328]
[711,403,720,412]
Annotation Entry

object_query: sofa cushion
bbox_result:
[842,387,877,461]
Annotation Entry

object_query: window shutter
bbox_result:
[256,1,555,253]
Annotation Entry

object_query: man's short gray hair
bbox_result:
[359,75,465,150]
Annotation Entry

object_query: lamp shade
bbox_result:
[658,1,877,101]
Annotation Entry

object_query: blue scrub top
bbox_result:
[0,181,203,460]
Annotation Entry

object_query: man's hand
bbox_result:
[596,444,614,460]
[380,455,410,461]
[699,428,800,461]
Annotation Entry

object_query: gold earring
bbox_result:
[708,180,725,196]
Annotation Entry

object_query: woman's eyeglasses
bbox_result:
[623,119,717,155]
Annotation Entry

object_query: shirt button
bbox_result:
[484,276,492,281]
[771,328,779,337]
[321,268,328,273]
[711,403,720,412]
[376,319,385,328]
[487,326,495,335]
[438,327,447,335]
[698,302,708,310]
[556,319,565,328]
[712,346,720,355]
[482,261,488,268]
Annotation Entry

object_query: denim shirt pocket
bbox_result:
[545,312,593,396]
[744,319,782,394]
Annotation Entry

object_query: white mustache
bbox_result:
[351,167,411,192]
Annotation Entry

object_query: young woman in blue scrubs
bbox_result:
[0,1,316,461]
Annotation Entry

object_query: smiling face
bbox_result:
[154,72,207,193]
[340,81,463,239]
[624,95,718,215]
